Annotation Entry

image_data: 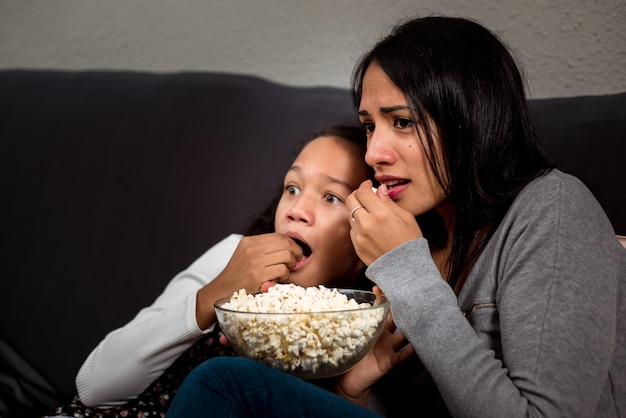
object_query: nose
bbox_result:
[286,195,315,224]
[365,128,396,167]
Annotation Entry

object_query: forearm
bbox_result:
[368,234,618,417]
[368,241,529,416]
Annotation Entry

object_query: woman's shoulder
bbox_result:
[516,169,600,215]
[522,169,588,196]
[507,169,618,245]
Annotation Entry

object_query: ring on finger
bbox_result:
[350,205,364,222]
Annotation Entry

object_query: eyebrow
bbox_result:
[358,105,412,116]
[289,166,354,191]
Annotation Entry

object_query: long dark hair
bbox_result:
[352,16,553,288]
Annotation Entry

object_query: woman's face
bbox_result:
[274,136,369,288]
[358,62,446,216]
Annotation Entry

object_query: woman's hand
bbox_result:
[346,181,422,266]
[218,333,230,346]
[334,287,415,406]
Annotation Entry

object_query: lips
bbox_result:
[382,179,408,189]
[377,178,409,200]
[284,233,312,272]
[292,238,312,271]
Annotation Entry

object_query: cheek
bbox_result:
[321,217,359,261]
[316,212,353,250]
[410,145,441,191]
[293,218,362,288]
[273,201,287,225]
[322,212,351,236]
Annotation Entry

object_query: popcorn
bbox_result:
[218,284,385,375]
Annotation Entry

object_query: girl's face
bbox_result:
[358,62,447,216]
[274,136,369,288]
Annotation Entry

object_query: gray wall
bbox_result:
[1,0,624,98]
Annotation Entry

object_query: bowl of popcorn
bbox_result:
[214,283,389,379]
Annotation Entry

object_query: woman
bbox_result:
[167,15,626,417]
[47,125,375,417]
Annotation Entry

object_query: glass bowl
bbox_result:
[214,286,389,379]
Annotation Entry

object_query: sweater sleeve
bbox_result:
[366,172,625,417]
[75,233,242,407]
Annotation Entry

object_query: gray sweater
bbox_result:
[367,170,626,417]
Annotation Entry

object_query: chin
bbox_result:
[287,272,313,288]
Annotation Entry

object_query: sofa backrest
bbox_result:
[529,92,626,237]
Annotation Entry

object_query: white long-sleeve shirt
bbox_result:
[75,234,243,407]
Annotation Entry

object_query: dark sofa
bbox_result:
[0,70,624,417]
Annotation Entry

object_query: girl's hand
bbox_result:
[216,233,303,290]
[346,181,422,266]
[195,233,302,329]
[334,287,415,406]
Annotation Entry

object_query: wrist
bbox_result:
[195,287,217,330]
[333,381,370,407]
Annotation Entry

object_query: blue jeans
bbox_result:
[167,356,381,418]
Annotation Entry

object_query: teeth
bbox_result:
[383,181,402,188]
[372,187,377,193]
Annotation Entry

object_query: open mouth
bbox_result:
[384,179,408,190]
[293,238,312,258]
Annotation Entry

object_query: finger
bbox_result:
[262,263,291,283]
[282,235,304,260]
[239,233,302,264]
[219,333,231,347]
[350,205,367,222]
[389,331,409,351]
[354,180,379,205]
[346,179,373,210]
[255,233,303,259]
[375,183,390,200]
[259,280,278,292]
[271,235,304,261]
[346,195,358,213]
[390,344,415,369]
[261,248,301,270]
[383,310,397,333]
[349,181,385,225]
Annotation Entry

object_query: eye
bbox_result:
[361,121,375,135]
[323,193,343,205]
[285,184,300,196]
[394,117,415,129]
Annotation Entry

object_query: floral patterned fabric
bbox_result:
[49,326,234,417]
